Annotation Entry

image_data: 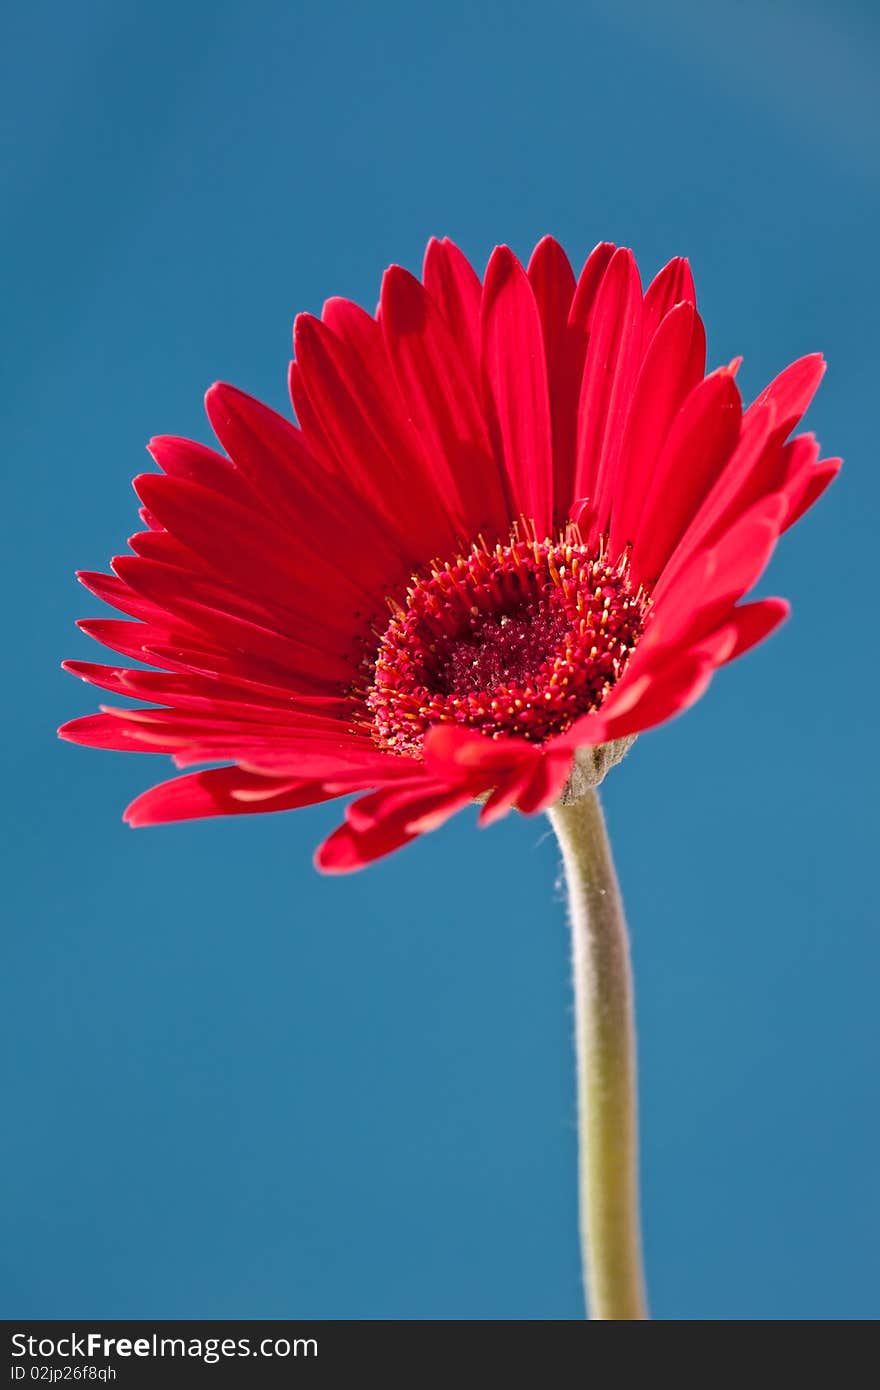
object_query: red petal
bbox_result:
[422,237,482,384]
[608,301,707,554]
[527,236,581,523]
[662,405,788,580]
[644,496,788,655]
[77,617,191,667]
[514,750,574,815]
[598,652,716,741]
[380,265,509,536]
[77,568,178,626]
[115,563,350,691]
[238,744,412,779]
[574,248,643,532]
[316,779,472,873]
[423,724,573,821]
[641,256,696,341]
[715,597,790,663]
[61,660,349,725]
[631,369,742,583]
[127,529,194,565]
[423,723,539,778]
[287,358,339,472]
[782,456,841,530]
[744,353,825,434]
[293,312,459,560]
[124,767,333,826]
[477,768,535,827]
[481,245,554,534]
[320,296,379,362]
[134,472,370,620]
[59,712,165,752]
[666,358,826,577]
[568,242,617,331]
[147,435,264,515]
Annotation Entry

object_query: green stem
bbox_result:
[548,790,648,1320]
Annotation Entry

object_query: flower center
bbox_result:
[364,532,649,756]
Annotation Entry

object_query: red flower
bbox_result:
[60,238,839,871]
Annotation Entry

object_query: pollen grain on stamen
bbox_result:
[364,531,649,757]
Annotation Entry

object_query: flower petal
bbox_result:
[641,256,696,340]
[380,265,509,537]
[608,300,707,554]
[744,352,825,433]
[422,237,482,383]
[574,248,643,533]
[782,455,841,530]
[527,235,581,523]
[124,767,333,826]
[598,652,716,742]
[316,779,473,873]
[568,242,617,330]
[631,368,742,583]
[713,597,790,663]
[423,723,538,779]
[481,245,554,534]
[514,749,574,815]
[292,311,459,560]
[639,495,788,659]
[204,382,404,590]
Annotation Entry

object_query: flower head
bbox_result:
[60,238,839,870]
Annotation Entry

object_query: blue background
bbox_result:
[2,0,877,1320]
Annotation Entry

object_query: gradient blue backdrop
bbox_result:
[2,0,877,1320]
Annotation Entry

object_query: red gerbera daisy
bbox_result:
[60,237,839,872]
